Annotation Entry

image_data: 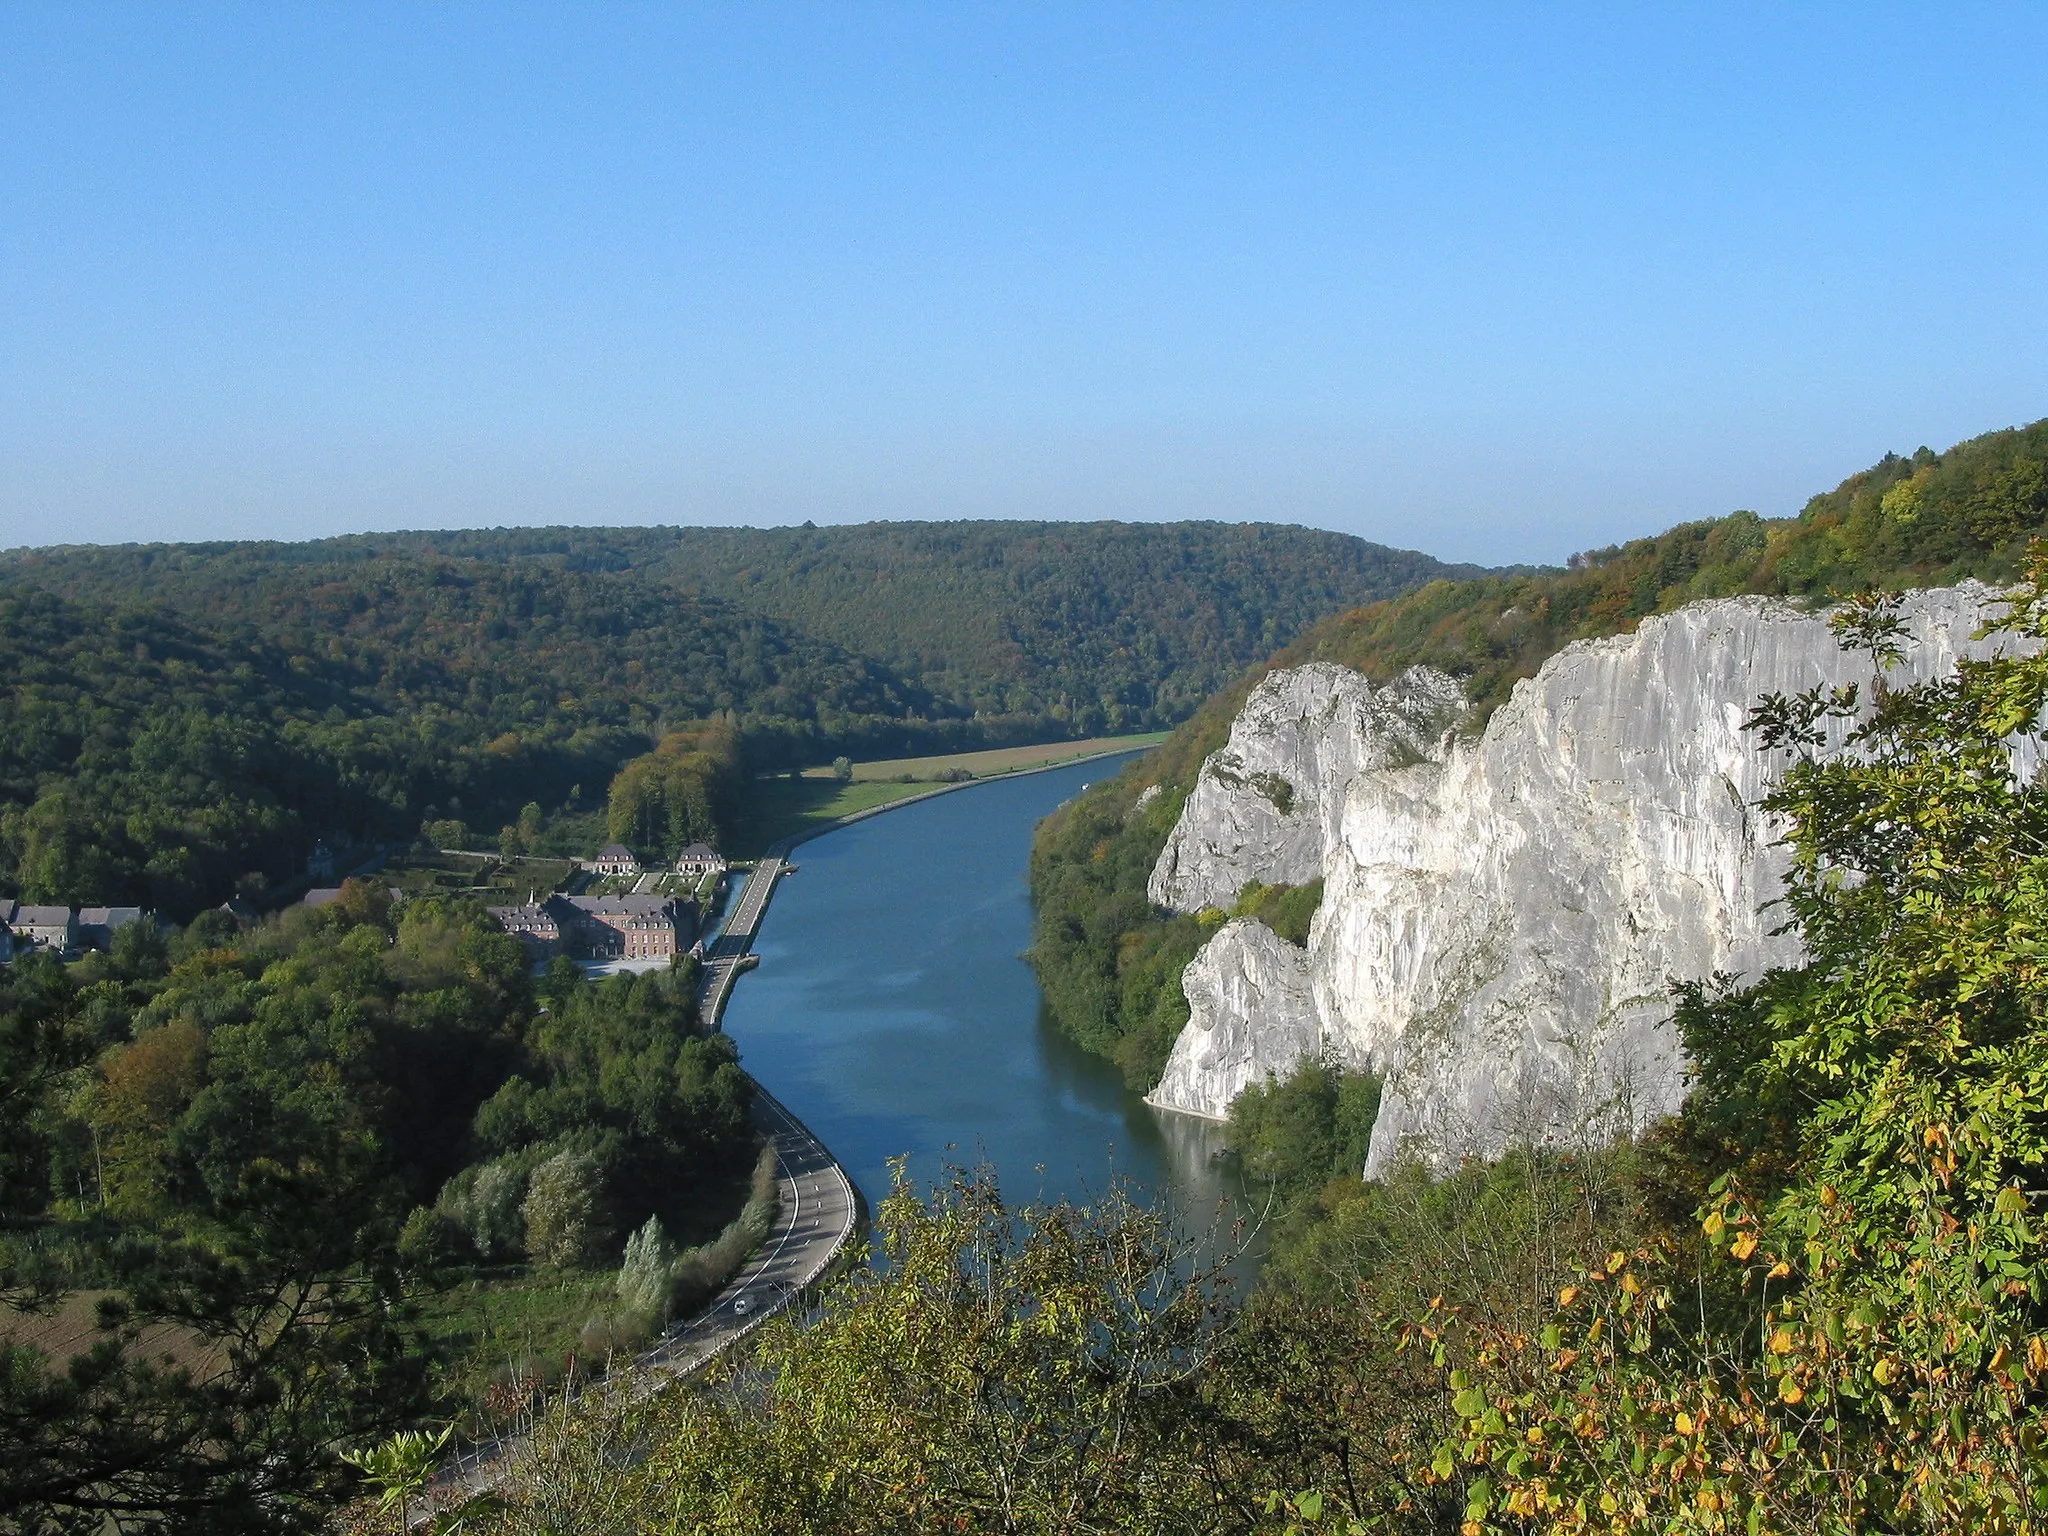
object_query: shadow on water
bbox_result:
[718,752,1268,1284]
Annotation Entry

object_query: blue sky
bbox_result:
[3,5,2044,564]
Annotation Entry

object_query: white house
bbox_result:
[590,844,641,878]
[673,842,728,879]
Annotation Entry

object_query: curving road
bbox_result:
[424,853,855,1515]
[635,1085,858,1380]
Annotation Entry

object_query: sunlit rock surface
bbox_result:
[1147,917,1321,1121]
[1147,662,1466,912]
[1145,585,2016,1175]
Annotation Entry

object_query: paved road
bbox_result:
[636,1086,858,1377]
[695,855,783,1026]
[423,852,855,1516]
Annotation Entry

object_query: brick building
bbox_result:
[488,893,695,962]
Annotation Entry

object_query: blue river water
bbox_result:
[719,755,1257,1241]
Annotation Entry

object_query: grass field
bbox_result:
[799,731,1171,782]
[728,731,1167,854]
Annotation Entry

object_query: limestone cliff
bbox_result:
[1144,585,2021,1175]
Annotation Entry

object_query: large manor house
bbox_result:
[487,892,692,962]
[486,842,728,963]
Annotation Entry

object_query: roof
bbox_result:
[78,907,145,929]
[0,900,15,925]
[596,844,638,862]
[676,843,722,860]
[564,894,677,919]
[14,906,75,927]
[488,903,559,923]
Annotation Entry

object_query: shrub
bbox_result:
[521,1149,608,1269]
[439,1157,530,1262]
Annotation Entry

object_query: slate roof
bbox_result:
[77,907,145,931]
[564,894,677,920]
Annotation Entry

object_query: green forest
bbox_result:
[0,886,764,1529]
[0,521,1465,916]
[1029,418,2048,1091]
[0,521,1477,736]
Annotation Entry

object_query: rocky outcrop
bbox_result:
[1149,918,1321,1120]
[1148,662,1466,912]
[1144,585,2020,1176]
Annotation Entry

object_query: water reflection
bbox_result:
[718,755,1264,1277]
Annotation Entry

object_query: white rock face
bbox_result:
[1148,662,1467,912]
[1149,918,1321,1120]
[1144,586,2019,1175]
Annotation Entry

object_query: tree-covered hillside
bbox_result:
[0,521,1471,913]
[2,520,1477,738]
[0,574,912,912]
[0,887,762,1530]
[1030,417,2048,1088]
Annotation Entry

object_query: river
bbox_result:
[719,755,1261,1258]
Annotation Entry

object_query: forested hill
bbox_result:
[1,520,1479,737]
[1030,415,2048,1086]
[0,521,1472,914]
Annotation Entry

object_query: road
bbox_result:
[695,855,783,1026]
[423,851,855,1515]
[636,1086,858,1377]
[426,1080,857,1510]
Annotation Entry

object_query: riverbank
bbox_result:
[728,733,1163,854]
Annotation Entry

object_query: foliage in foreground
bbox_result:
[465,1145,1659,1536]
[1417,567,2048,1531]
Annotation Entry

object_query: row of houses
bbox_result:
[486,893,700,963]
[587,842,728,881]
[1,900,157,962]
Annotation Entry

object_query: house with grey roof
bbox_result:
[674,843,728,879]
[77,907,149,952]
[487,892,697,962]
[590,844,641,878]
[12,906,78,955]
[486,901,563,959]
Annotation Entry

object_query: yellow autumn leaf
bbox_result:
[1730,1231,1758,1260]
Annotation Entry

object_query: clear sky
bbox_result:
[3,5,2044,565]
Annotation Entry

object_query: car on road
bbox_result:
[734,1296,751,1315]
